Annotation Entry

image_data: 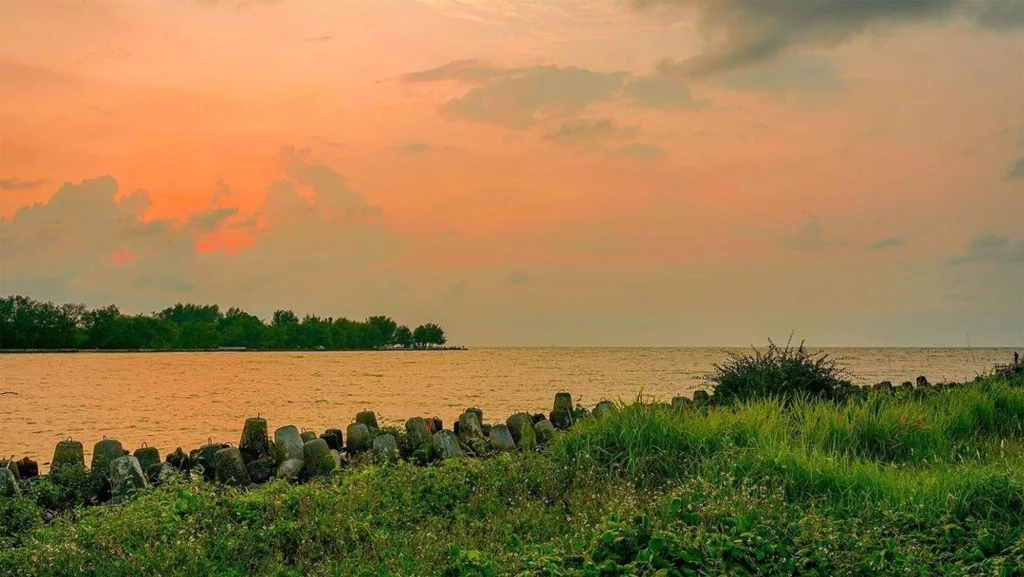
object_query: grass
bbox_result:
[2,372,1023,576]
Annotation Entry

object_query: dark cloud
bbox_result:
[1007,157,1024,179]
[0,177,47,190]
[401,59,520,84]
[305,36,333,43]
[403,61,695,128]
[505,270,532,285]
[543,118,634,147]
[948,233,1024,265]
[399,142,430,154]
[609,143,666,159]
[188,207,240,232]
[635,0,1021,78]
[870,237,906,250]
[717,56,843,93]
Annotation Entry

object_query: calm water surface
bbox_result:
[0,347,1014,467]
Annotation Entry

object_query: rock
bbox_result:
[506,413,534,445]
[356,411,379,430]
[671,396,691,410]
[432,430,464,459]
[51,438,85,470]
[303,438,338,478]
[898,381,913,391]
[322,429,345,451]
[549,409,573,431]
[246,455,276,484]
[481,423,492,438]
[532,413,546,424]
[145,463,164,484]
[534,420,557,444]
[346,423,371,455]
[465,407,483,423]
[405,417,432,446]
[166,447,190,471]
[457,410,489,455]
[372,434,399,460]
[274,426,305,463]
[553,392,573,413]
[16,457,38,480]
[519,420,538,452]
[276,458,304,482]
[239,417,270,464]
[133,445,161,471]
[1,467,21,498]
[916,376,930,388]
[214,447,251,486]
[488,424,516,452]
[593,400,617,420]
[872,381,894,394]
[300,430,318,443]
[91,438,125,479]
[692,390,711,406]
[109,456,147,503]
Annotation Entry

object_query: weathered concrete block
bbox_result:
[246,455,276,484]
[372,434,399,460]
[322,429,344,451]
[16,457,38,480]
[52,438,85,470]
[166,447,190,471]
[506,413,534,445]
[670,396,691,410]
[110,455,147,503]
[239,417,270,464]
[197,442,228,481]
[534,420,556,444]
[303,438,338,478]
[133,445,161,471]
[274,426,304,463]
[214,447,250,486]
[405,417,432,446]
[346,422,371,455]
[432,430,464,459]
[91,438,124,479]
[300,430,318,443]
[276,458,304,482]
[356,411,379,430]
[1,467,21,498]
[519,420,537,452]
[488,424,516,452]
[692,390,711,406]
[916,376,930,388]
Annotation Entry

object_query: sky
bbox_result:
[0,0,1022,347]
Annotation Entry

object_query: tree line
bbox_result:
[0,295,448,351]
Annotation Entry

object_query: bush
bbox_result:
[709,336,855,404]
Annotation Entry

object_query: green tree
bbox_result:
[367,316,398,345]
[393,325,413,348]
[413,323,446,348]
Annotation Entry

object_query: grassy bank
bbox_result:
[3,372,1024,576]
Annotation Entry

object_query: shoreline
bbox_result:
[0,346,469,354]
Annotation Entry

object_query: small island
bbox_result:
[0,295,456,352]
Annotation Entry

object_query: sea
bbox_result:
[0,347,1016,467]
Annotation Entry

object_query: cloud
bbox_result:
[609,143,666,159]
[870,237,906,250]
[948,233,1024,265]
[401,59,519,84]
[0,177,47,190]
[621,74,696,109]
[1007,157,1024,179]
[635,0,1022,78]
[717,56,843,93]
[543,118,634,147]
[505,270,532,285]
[403,61,696,128]
[399,142,431,154]
[0,146,398,309]
[784,213,843,251]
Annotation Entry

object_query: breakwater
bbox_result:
[2,371,1004,502]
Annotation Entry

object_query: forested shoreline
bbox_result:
[0,295,447,351]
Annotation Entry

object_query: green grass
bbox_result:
[3,372,1023,576]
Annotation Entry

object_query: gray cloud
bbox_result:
[870,237,906,250]
[1007,157,1024,179]
[188,207,240,233]
[0,177,47,190]
[403,61,696,128]
[399,142,430,154]
[948,233,1024,265]
[505,270,532,285]
[543,118,635,147]
[635,0,1022,78]
[784,214,845,251]
[609,143,666,159]
[718,56,843,93]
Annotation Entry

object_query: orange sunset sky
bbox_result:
[1,0,1022,346]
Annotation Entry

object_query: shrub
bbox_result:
[708,336,855,404]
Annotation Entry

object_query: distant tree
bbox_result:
[393,325,413,348]
[175,321,220,349]
[218,308,269,349]
[367,315,398,345]
[413,323,446,348]
[272,310,299,327]
[158,303,222,324]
